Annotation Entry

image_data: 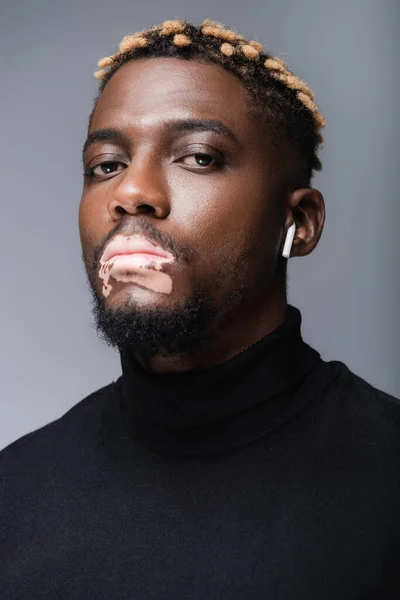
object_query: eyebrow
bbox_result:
[82,118,239,161]
[167,118,239,144]
[82,128,124,161]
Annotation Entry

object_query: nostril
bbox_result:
[115,204,155,215]
[137,204,155,214]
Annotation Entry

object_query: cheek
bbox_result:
[168,170,279,263]
[78,191,108,258]
[78,199,94,259]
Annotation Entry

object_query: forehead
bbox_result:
[90,57,257,137]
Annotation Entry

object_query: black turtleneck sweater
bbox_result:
[1,305,400,599]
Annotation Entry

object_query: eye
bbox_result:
[179,153,218,168]
[86,161,126,178]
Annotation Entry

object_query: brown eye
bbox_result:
[194,153,213,166]
[180,153,215,167]
[91,161,125,176]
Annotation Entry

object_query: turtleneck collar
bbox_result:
[116,304,321,455]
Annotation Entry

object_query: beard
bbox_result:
[82,255,249,360]
[86,281,220,358]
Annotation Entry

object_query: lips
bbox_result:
[100,234,175,264]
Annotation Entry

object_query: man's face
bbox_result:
[79,57,286,356]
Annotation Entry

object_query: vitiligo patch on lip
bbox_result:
[98,254,174,297]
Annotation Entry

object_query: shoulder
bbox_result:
[0,380,119,469]
[321,359,399,410]
[301,358,400,445]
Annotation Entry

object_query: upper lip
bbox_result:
[100,234,174,264]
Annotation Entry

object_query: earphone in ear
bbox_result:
[282,222,296,258]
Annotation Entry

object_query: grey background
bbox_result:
[1,0,399,450]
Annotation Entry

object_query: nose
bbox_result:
[107,154,170,220]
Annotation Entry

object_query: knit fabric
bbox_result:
[1,305,399,598]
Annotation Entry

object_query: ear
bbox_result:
[283,188,325,257]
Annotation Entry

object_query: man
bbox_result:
[1,19,399,599]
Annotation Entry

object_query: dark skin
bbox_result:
[79,57,325,374]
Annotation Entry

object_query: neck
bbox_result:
[117,300,321,453]
[134,283,287,374]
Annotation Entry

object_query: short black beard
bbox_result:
[87,284,220,358]
[82,239,249,358]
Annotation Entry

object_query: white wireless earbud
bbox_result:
[282,222,296,258]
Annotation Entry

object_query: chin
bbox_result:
[90,283,215,356]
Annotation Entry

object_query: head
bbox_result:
[79,19,325,362]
